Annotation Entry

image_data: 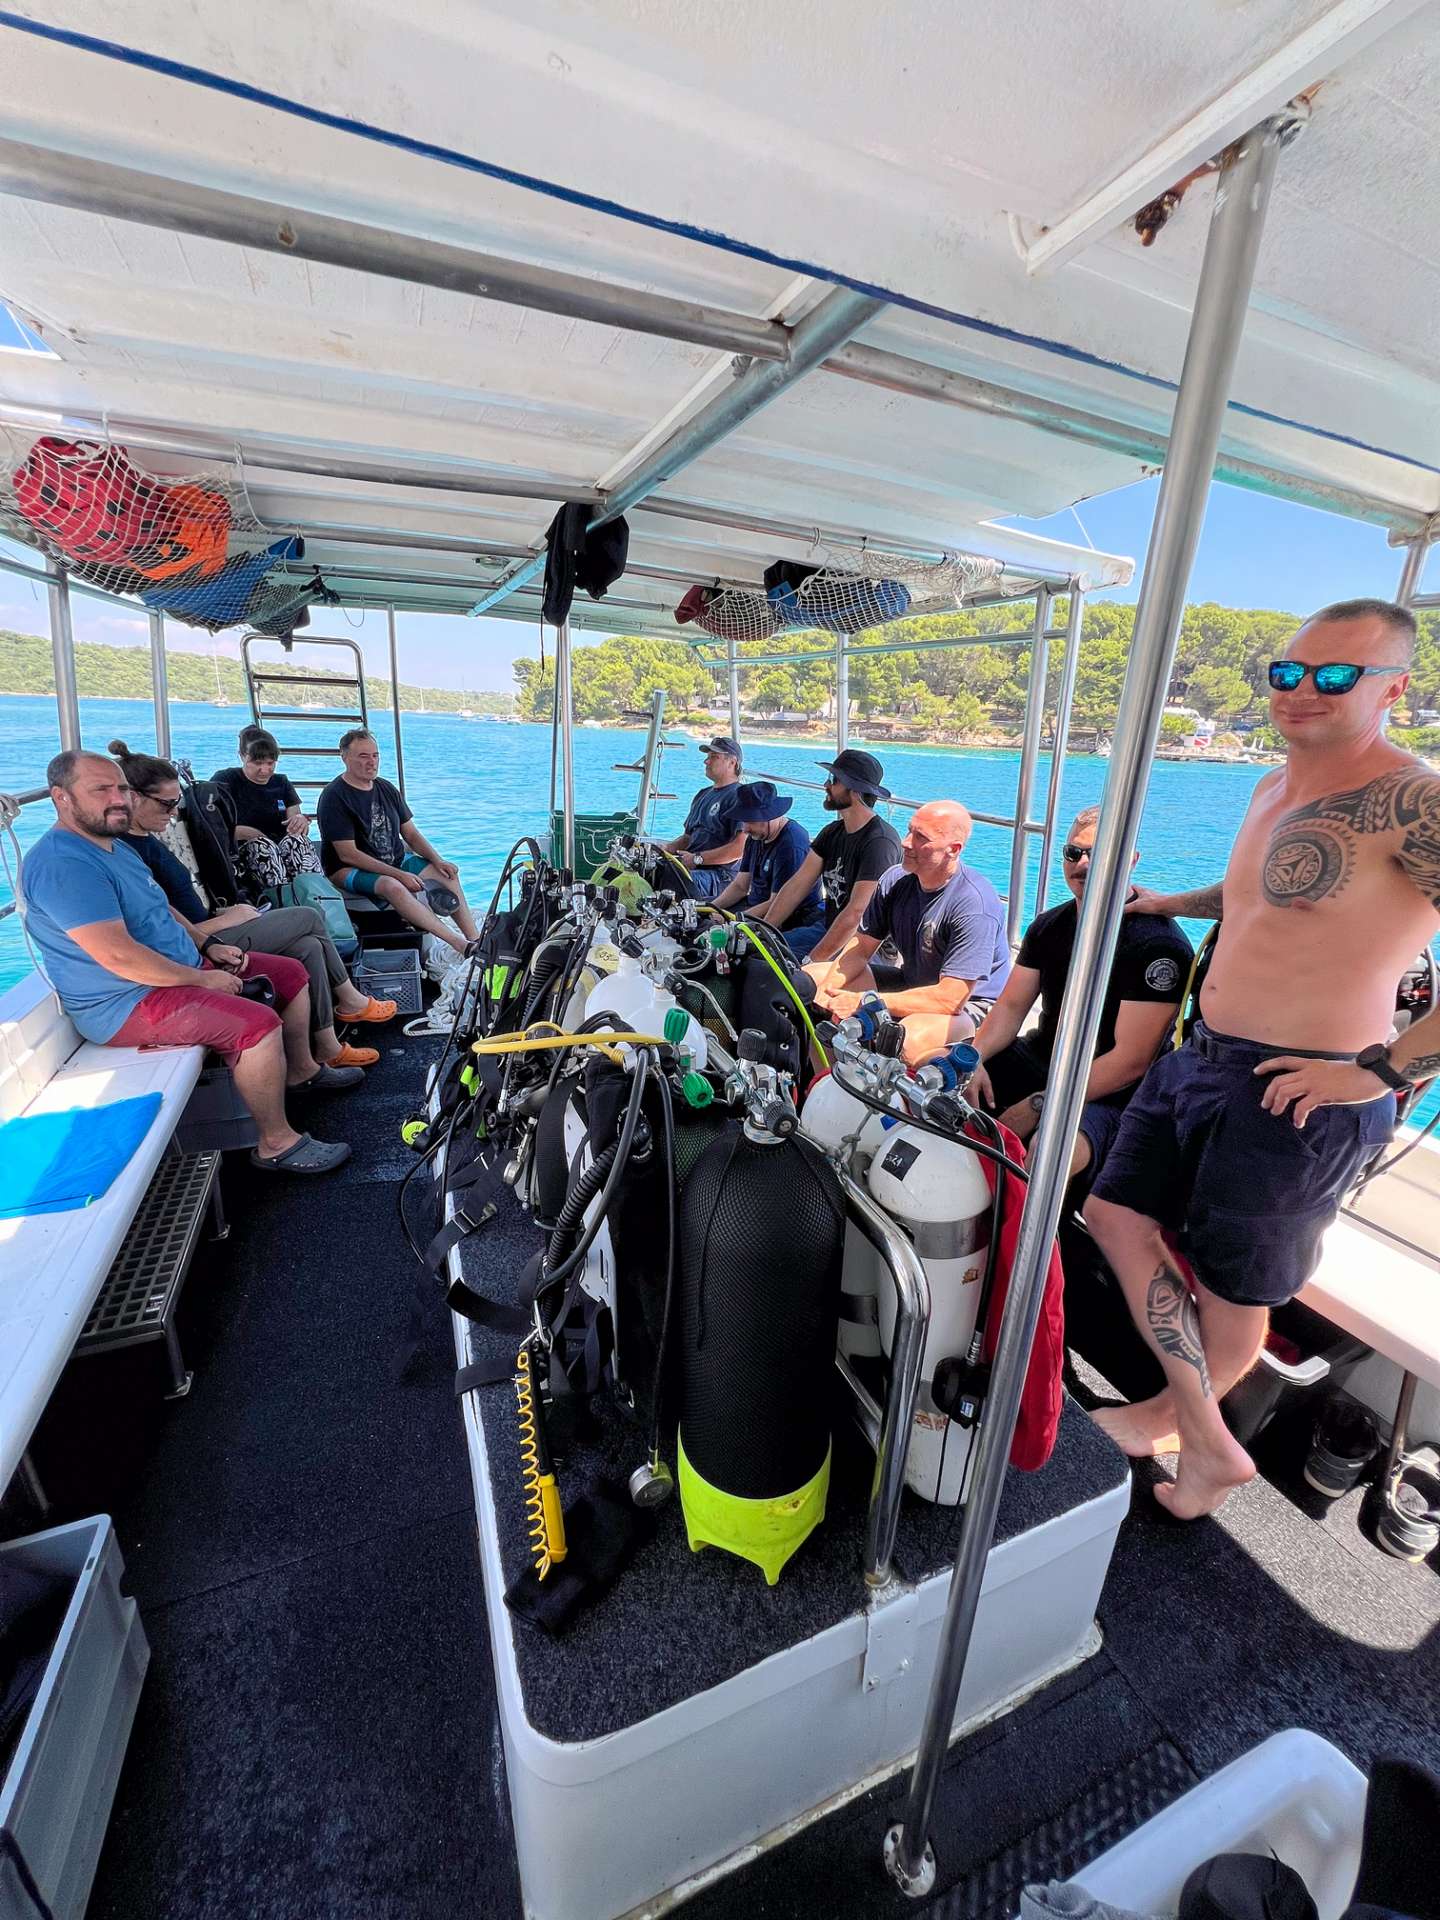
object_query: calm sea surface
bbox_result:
[3,695,1435,1124]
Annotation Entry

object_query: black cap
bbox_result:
[702,736,742,761]
[817,748,890,799]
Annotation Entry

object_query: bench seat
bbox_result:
[1300,1189,1440,1392]
[0,974,205,1495]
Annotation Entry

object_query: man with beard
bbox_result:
[751,749,902,963]
[1085,599,1440,1519]
[21,751,351,1175]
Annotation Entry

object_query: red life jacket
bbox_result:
[11,437,231,582]
[972,1117,1066,1472]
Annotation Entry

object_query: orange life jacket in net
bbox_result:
[11,437,231,582]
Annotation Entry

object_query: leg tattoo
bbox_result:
[1146,1265,1212,1398]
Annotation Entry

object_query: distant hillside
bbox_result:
[0,628,513,715]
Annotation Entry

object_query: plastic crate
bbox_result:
[550,811,638,876]
[353,944,425,1014]
[0,1516,150,1920]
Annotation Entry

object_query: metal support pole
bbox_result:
[47,567,80,751]
[837,1169,931,1590]
[1394,538,1430,609]
[1005,590,1050,945]
[556,621,577,873]
[385,607,407,803]
[1033,586,1085,916]
[727,635,742,747]
[884,114,1295,1899]
[634,688,668,830]
[835,635,850,754]
[148,610,171,757]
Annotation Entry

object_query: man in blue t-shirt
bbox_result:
[712,782,825,933]
[815,798,1011,1066]
[661,737,745,898]
[21,750,350,1175]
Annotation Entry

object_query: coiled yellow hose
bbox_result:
[514,1346,566,1579]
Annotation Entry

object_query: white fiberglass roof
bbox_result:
[0,0,1436,635]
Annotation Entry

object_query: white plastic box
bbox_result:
[0,1516,150,1920]
[1074,1730,1368,1920]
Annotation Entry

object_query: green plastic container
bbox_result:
[550,810,639,875]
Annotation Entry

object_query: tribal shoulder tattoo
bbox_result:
[1262,767,1440,910]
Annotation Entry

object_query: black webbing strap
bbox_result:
[454,1354,517,1394]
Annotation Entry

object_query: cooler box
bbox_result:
[550,811,638,875]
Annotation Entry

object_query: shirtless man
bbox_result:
[1084,599,1440,1520]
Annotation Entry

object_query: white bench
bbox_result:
[0,973,209,1498]
[1300,1147,1440,1494]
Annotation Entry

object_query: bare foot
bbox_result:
[1154,1434,1256,1520]
[1091,1396,1182,1458]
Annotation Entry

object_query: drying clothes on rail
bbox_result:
[541,502,629,624]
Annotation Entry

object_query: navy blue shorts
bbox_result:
[979,1037,1129,1180]
[1089,1021,1395,1307]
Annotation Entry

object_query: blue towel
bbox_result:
[0,1093,164,1218]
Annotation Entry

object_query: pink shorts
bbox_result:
[106,955,307,1067]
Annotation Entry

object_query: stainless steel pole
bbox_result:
[47,567,80,751]
[385,607,407,803]
[556,621,577,872]
[635,688,668,829]
[148,611,171,757]
[1033,586,1085,916]
[884,113,1296,1899]
[1005,589,1050,945]
[1394,537,1430,609]
[835,636,850,754]
[727,635,742,747]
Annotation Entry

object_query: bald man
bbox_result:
[812,799,1011,1065]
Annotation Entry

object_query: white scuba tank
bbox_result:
[584,952,709,1070]
[800,1070,899,1361]
[867,1123,993,1505]
[561,931,622,1029]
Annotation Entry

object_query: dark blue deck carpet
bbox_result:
[18,1034,1439,1920]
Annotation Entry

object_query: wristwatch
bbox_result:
[1354,1042,1408,1091]
[1028,1092,1046,1114]
[199,933,222,956]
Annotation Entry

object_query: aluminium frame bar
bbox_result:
[0,140,793,366]
[885,112,1297,1898]
[148,611,171,758]
[555,621,577,871]
[1033,586,1086,916]
[385,608,407,803]
[47,568,79,752]
[1005,588,1051,946]
[472,286,885,616]
[1394,536,1432,609]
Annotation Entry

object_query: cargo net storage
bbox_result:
[0,428,314,634]
[673,546,1008,644]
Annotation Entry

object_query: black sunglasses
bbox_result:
[1061,842,1093,864]
[137,790,180,812]
[1268,660,1406,695]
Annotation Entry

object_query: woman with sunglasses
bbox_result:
[1082,598,1440,1524]
[109,741,394,1073]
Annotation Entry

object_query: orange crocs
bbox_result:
[344,997,398,1024]
[329,1041,380,1069]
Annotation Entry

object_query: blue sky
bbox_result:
[1,476,1432,694]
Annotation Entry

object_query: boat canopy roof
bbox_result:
[0,1,1436,637]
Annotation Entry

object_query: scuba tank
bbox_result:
[867,1094,993,1507]
[800,997,907,1363]
[585,937,709,1070]
[677,1032,844,1584]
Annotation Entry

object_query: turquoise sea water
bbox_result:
[3,695,1435,1125]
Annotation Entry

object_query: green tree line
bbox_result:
[512,601,1440,751]
[0,628,514,715]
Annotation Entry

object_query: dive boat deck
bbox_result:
[17,1037,1440,1920]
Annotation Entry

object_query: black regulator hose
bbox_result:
[534,1050,652,1318]
[830,1064,1032,1183]
[646,1071,679,1464]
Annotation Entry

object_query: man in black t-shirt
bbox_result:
[757,749,902,963]
[317,729,479,962]
[970,804,1193,1180]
